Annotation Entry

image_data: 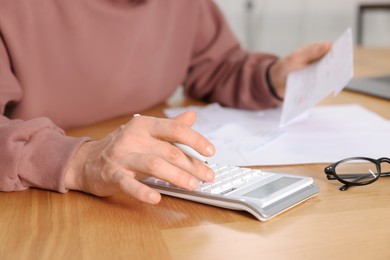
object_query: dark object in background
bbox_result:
[346,75,390,99]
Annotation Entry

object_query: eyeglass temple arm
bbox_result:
[338,174,376,191]
[332,172,390,179]
[339,184,350,191]
[329,173,373,179]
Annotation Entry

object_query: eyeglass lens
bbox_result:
[335,159,380,184]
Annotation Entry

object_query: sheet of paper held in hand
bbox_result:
[280,27,353,126]
[164,28,390,166]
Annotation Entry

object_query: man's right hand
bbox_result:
[64,111,215,204]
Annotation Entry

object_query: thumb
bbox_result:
[172,110,197,127]
[268,42,332,98]
[297,42,332,64]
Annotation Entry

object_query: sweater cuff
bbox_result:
[19,133,91,193]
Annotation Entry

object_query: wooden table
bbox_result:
[1,48,390,260]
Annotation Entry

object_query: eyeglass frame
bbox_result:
[324,157,390,191]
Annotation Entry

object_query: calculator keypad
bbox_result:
[145,164,273,195]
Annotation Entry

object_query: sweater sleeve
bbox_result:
[0,36,89,193]
[184,0,282,110]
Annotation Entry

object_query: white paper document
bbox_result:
[242,105,390,166]
[280,28,353,126]
[165,104,390,166]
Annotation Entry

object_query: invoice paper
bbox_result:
[280,28,353,126]
[165,104,390,166]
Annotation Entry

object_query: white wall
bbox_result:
[214,0,390,56]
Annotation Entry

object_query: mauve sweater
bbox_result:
[0,0,280,193]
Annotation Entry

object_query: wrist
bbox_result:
[65,142,88,191]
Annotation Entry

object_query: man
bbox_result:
[0,0,330,204]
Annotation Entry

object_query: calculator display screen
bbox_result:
[243,177,300,199]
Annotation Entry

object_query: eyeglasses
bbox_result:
[324,157,390,191]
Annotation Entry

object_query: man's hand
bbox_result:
[269,42,332,98]
[64,111,215,204]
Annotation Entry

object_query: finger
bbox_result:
[153,141,215,182]
[297,42,332,64]
[182,155,215,182]
[117,137,214,182]
[112,170,162,204]
[124,153,202,190]
[131,114,215,157]
[171,111,215,156]
[172,110,197,127]
[169,115,215,157]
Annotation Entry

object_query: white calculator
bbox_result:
[142,163,319,221]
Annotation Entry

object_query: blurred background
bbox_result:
[214,0,390,55]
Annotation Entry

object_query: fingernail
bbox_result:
[206,145,215,156]
[189,178,199,189]
[148,192,160,204]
